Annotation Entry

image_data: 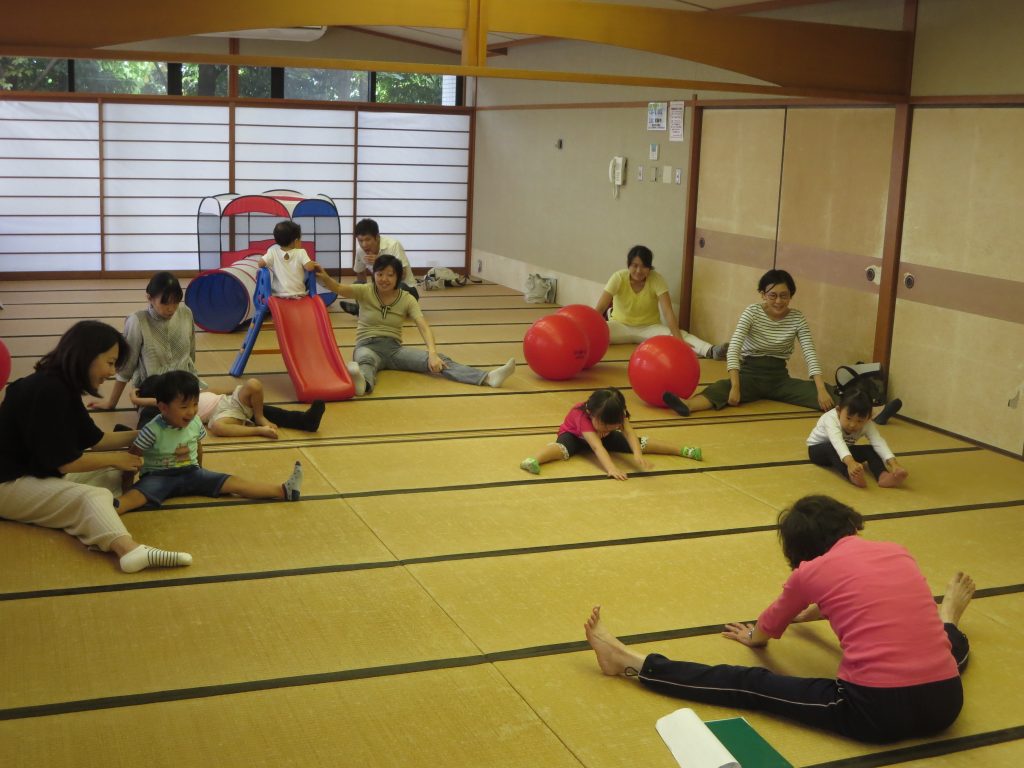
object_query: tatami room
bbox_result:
[1,2,1023,767]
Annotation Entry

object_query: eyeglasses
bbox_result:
[764,291,791,302]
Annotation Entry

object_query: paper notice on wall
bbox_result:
[669,101,685,141]
[648,101,668,131]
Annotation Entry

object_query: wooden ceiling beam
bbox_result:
[2,0,912,98]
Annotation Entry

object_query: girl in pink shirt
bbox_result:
[583,495,975,743]
[519,387,702,480]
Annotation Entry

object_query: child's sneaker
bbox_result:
[520,458,540,475]
[680,446,702,461]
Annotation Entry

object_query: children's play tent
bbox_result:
[188,189,341,333]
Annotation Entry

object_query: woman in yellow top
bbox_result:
[595,245,727,360]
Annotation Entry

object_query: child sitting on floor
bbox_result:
[806,387,908,488]
[258,220,317,298]
[520,387,702,481]
[116,371,303,514]
[131,375,324,439]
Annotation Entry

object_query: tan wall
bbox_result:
[913,0,1024,96]
[473,104,690,294]
[692,109,784,346]
[776,108,894,378]
[693,107,894,380]
[891,107,1024,454]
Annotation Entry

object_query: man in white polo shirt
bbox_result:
[340,218,419,315]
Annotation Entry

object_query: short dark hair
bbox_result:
[135,374,162,399]
[838,387,874,418]
[35,320,129,396]
[372,254,404,282]
[581,387,628,426]
[778,495,863,569]
[273,220,302,247]
[354,218,380,238]
[626,245,653,269]
[758,269,796,296]
[153,370,200,405]
[146,272,184,304]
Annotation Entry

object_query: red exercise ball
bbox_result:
[0,338,10,390]
[628,335,700,407]
[523,314,590,381]
[557,304,609,369]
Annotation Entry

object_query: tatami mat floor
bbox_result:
[1,278,1022,767]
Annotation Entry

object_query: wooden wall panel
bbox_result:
[776,107,895,377]
[691,109,784,346]
[892,107,1024,454]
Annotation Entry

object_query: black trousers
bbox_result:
[637,624,969,743]
[808,441,887,479]
[556,430,631,457]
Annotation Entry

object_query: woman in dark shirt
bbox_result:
[0,320,192,573]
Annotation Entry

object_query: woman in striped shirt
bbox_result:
[664,269,833,416]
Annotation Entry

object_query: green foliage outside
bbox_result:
[285,68,368,101]
[0,58,456,105]
[0,58,68,91]
[182,64,228,97]
[375,72,443,105]
[75,60,167,94]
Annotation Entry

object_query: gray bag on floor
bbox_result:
[525,273,557,304]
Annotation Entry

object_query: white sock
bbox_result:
[283,461,303,501]
[119,545,193,574]
[485,358,516,388]
[346,361,366,396]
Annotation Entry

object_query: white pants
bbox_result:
[0,468,128,551]
[607,320,712,358]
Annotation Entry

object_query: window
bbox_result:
[284,68,368,101]
[238,67,273,98]
[375,73,447,106]
[0,57,68,92]
[73,60,168,95]
[181,64,228,97]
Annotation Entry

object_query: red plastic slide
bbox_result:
[269,295,355,402]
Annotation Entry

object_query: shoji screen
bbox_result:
[356,111,469,271]
[102,104,229,270]
[235,107,354,262]
[0,100,100,271]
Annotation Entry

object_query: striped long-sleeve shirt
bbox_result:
[725,304,822,377]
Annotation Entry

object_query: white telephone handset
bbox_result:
[609,156,626,198]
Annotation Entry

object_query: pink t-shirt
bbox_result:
[559,403,594,438]
[757,536,957,688]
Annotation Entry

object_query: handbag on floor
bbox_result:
[834,362,887,406]
[524,273,557,304]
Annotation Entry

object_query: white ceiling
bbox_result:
[355,0,785,51]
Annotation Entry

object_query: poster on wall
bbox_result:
[669,101,685,142]
[647,102,668,131]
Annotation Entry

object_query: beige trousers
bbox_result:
[0,468,128,551]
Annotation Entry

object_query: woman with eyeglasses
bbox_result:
[663,269,835,416]
[313,255,515,395]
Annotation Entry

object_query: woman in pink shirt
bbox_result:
[584,495,975,743]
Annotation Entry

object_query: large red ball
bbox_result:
[0,338,10,390]
[628,335,700,407]
[523,314,589,381]
[556,304,609,369]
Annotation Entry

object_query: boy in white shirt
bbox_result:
[806,387,908,488]
[259,220,316,298]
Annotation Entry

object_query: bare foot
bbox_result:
[256,425,279,439]
[878,467,909,488]
[584,606,646,676]
[848,471,868,488]
[938,572,975,626]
